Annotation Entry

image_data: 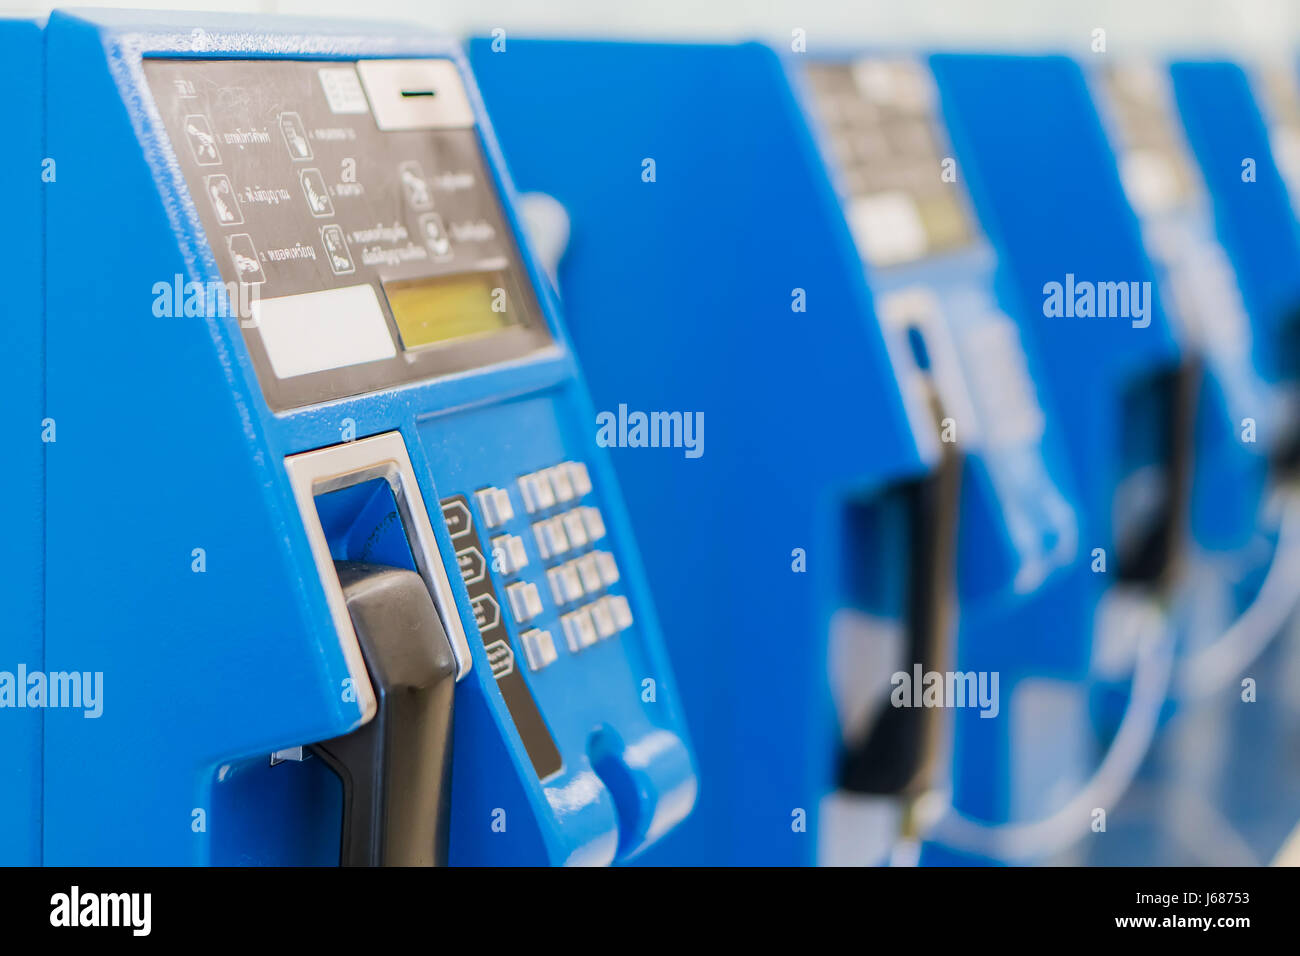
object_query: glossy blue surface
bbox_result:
[1165,61,1300,556]
[39,9,693,865]
[930,54,1183,544]
[0,16,44,866]
[1172,61,1300,390]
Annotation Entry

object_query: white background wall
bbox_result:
[2,0,1298,56]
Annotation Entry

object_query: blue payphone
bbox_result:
[0,17,44,866]
[469,38,940,865]
[36,9,695,865]
[895,54,1189,862]
[789,54,1082,864]
[1086,61,1300,704]
[1080,59,1300,862]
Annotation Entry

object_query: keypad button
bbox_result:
[561,510,589,549]
[580,506,607,541]
[505,581,544,624]
[442,499,472,539]
[532,517,570,559]
[575,553,604,593]
[588,599,616,639]
[605,594,633,632]
[490,534,529,575]
[547,563,584,605]
[546,465,576,503]
[518,472,556,513]
[561,608,599,652]
[520,628,558,671]
[474,487,514,528]
[595,551,621,587]
[566,461,593,498]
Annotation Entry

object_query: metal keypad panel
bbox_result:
[441,461,634,776]
[804,59,977,267]
[143,58,552,411]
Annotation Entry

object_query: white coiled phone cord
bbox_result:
[918,595,1173,862]
[1177,490,1300,699]
[918,490,1300,862]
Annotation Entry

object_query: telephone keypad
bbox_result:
[453,459,636,676]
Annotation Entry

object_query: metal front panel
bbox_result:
[143,58,552,411]
[804,58,978,267]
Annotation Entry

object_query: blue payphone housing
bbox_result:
[0,17,44,866]
[1169,60,1300,630]
[788,54,1082,863]
[1094,59,1300,545]
[929,53,1186,600]
[793,56,1080,602]
[1080,58,1300,862]
[1085,60,1298,705]
[36,9,694,865]
[469,38,939,865]
[1173,61,1300,413]
[910,54,1188,861]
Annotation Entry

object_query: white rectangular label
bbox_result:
[849,191,928,267]
[251,283,396,379]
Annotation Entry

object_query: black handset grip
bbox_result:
[840,386,962,797]
[1115,360,1199,590]
[311,561,458,866]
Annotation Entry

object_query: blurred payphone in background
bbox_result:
[1082,56,1300,863]
[908,53,1190,863]
[791,54,1082,864]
